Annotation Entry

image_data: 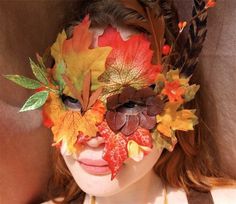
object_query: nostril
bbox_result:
[86,136,105,148]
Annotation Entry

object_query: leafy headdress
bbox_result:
[4,0,216,179]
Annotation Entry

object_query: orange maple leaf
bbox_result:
[43,92,105,153]
[162,80,185,103]
[156,102,198,137]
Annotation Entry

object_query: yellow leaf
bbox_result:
[156,102,198,137]
[51,31,67,64]
[127,140,152,162]
[43,93,104,154]
[64,47,112,91]
[166,69,189,86]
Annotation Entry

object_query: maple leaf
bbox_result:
[62,16,111,91]
[98,27,162,95]
[98,122,155,179]
[160,69,199,103]
[162,80,186,103]
[166,69,189,86]
[156,102,198,138]
[43,92,105,154]
[98,121,128,179]
[128,128,153,148]
[50,16,112,92]
[152,130,177,152]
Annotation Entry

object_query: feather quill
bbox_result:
[121,0,165,65]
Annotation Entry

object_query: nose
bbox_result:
[86,136,105,148]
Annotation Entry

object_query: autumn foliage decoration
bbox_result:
[4,14,200,179]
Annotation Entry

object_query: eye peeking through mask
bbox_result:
[61,94,82,111]
[106,86,165,136]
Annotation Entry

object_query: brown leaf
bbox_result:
[107,94,120,110]
[139,113,156,129]
[82,71,91,110]
[121,115,139,136]
[106,111,126,131]
[87,87,103,110]
[118,86,136,104]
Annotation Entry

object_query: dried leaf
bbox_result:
[82,71,91,110]
[87,87,103,109]
[152,130,177,151]
[62,15,92,54]
[20,90,49,112]
[156,102,198,137]
[44,93,105,153]
[4,75,41,89]
[184,84,200,102]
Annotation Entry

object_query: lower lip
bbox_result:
[78,162,111,175]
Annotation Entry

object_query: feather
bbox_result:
[121,0,165,65]
[177,0,208,76]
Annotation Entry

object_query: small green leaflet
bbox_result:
[54,61,65,89]
[29,58,49,85]
[4,75,41,89]
[20,91,49,112]
[36,53,46,70]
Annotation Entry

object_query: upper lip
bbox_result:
[78,158,109,167]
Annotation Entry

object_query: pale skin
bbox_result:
[43,26,236,204]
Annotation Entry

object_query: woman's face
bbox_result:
[62,140,162,196]
[61,26,163,196]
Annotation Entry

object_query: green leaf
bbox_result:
[20,91,49,112]
[36,53,46,70]
[29,58,49,85]
[4,75,41,89]
[53,61,65,89]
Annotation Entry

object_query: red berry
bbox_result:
[162,45,171,56]
[35,86,45,92]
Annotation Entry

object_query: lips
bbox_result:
[78,158,111,175]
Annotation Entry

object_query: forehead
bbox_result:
[90,26,139,47]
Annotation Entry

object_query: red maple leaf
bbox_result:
[128,128,153,148]
[98,122,128,179]
[98,27,162,89]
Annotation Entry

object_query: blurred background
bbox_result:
[0,0,235,203]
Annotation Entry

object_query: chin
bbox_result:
[62,145,163,197]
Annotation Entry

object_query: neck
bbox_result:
[90,170,164,204]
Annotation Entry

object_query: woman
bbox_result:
[5,0,236,203]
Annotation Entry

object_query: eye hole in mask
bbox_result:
[61,94,82,111]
